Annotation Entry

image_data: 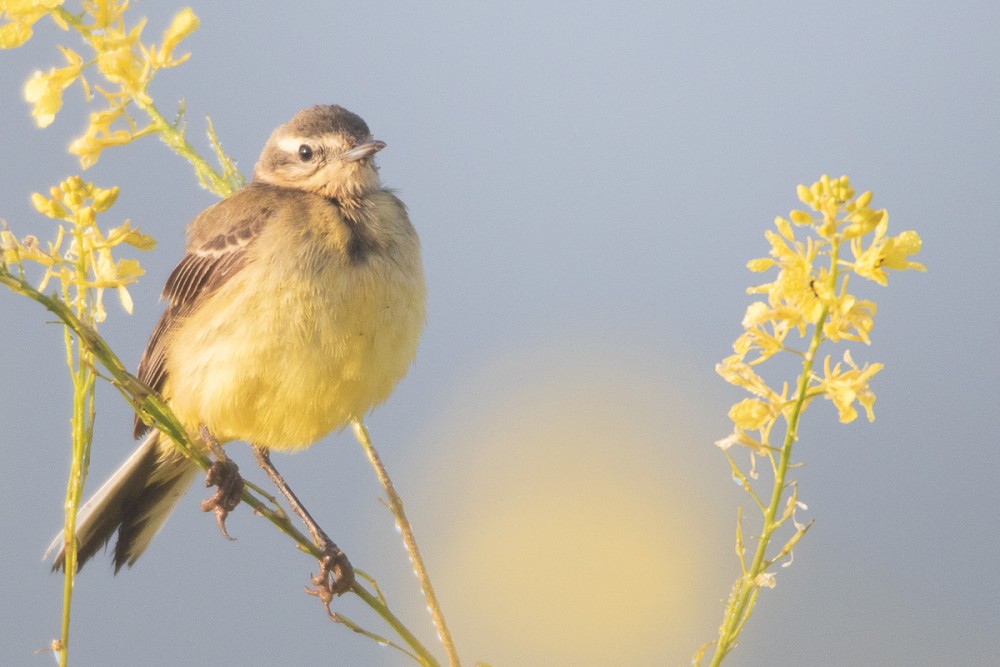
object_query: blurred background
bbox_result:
[1,2,997,665]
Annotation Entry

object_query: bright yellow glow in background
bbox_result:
[415,341,732,666]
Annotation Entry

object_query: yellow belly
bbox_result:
[161,251,424,450]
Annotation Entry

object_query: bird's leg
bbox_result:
[198,425,245,540]
[252,445,355,601]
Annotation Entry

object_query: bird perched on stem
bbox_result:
[48,104,426,596]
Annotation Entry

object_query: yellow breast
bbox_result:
[162,198,425,450]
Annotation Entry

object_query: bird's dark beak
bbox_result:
[343,139,386,163]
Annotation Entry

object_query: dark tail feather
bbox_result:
[47,432,199,572]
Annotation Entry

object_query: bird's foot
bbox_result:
[305,539,355,607]
[200,457,245,540]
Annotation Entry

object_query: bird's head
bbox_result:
[253,105,385,202]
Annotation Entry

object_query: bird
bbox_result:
[47,104,426,594]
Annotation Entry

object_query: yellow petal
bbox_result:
[746,257,776,272]
[157,7,199,65]
[854,190,872,209]
[93,289,107,323]
[124,229,156,251]
[92,186,120,212]
[115,258,145,279]
[774,216,794,241]
[23,70,59,127]
[795,183,813,207]
[789,210,812,225]
[728,398,772,431]
[0,21,33,49]
[117,284,134,314]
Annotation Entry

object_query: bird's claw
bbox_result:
[305,541,355,607]
[200,457,245,540]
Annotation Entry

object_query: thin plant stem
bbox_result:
[709,315,824,665]
[136,100,239,198]
[54,211,103,666]
[353,421,460,667]
[57,332,96,667]
[332,611,421,663]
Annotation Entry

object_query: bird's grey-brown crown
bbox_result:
[286,105,371,144]
[252,105,384,200]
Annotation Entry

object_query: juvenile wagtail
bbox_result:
[48,105,426,594]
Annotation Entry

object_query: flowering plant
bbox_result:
[697,175,925,665]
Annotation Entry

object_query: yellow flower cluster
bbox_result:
[2,175,155,322]
[718,175,925,449]
[4,1,199,166]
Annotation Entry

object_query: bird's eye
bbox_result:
[298,144,314,162]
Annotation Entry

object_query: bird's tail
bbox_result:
[47,431,199,572]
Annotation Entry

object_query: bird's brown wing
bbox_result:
[132,185,277,438]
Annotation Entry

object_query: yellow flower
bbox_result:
[741,301,771,328]
[23,46,83,127]
[31,191,67,218]
[0,0,63,48]
[817,351,883,423]
[729,398,773,431]
[150,7,199,68]
[92,18,148,98]
[2,230,56,269]
[716,355,782,404]
[66,106,136,168]
[96,43,142,91]
[105,221,156,251]
[748,228,823,336]
[86,0,129,30]
[851,214,926,285]
[90,253,143,320]
[881,230,925,272]
[91,185,120,212]
[823,291,877,344]
[842,193,883,239]
[736,304,790,363]
[1,226,21,266]
[0,18,32,47]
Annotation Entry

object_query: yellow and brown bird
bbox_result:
[49,105,426,592]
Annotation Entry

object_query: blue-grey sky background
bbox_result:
[2,3,997,665]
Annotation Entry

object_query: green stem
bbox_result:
[709,323,823,666]
[353,582,440,667]
[58,338,95,667]
[55,217,102,666]
[136,101,237,198]
[708,241,841,666]
[333,611,420,662]
[353,421,459,667]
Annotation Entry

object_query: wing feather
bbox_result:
[133,188,274,438]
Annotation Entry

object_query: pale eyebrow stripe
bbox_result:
[276,136,308,153]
